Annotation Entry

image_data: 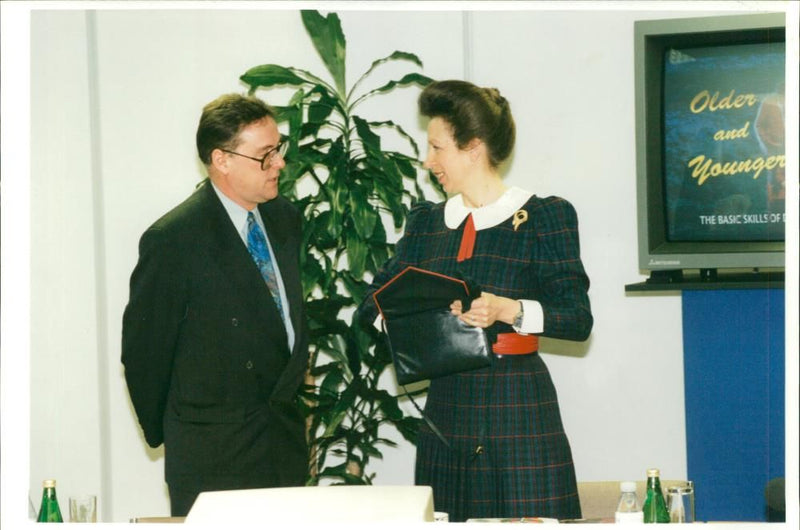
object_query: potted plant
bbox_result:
[240,10,441,485]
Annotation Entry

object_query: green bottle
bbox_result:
[36,479,63,523]
[642,468,670,523]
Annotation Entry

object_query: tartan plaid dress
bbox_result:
[363,190,592,522]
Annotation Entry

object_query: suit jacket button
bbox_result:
[246,360,253,370]
[231,318,239,327]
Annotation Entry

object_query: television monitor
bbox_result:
[633,13,785,284]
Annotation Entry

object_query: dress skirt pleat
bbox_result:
[415,354,581,522]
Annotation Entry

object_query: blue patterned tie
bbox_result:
[247,212,286,324]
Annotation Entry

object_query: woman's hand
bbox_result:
[451,292,519,328]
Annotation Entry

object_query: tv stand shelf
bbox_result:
[625,269,784,292]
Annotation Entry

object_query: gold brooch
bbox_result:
[512,210,528,231]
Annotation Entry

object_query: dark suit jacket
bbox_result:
[122,179,309,493]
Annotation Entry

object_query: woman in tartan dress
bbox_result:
[361,80,593,522]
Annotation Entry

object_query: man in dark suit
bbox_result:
[122,94,309,516]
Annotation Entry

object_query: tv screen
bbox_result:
[663,41,785,243]
[634,13,785,276]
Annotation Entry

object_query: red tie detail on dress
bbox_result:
[456,213,476,262]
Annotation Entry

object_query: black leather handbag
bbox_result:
[373,267,491,385]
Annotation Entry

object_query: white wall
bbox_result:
[3,1,794,525]
[27,7,107,520]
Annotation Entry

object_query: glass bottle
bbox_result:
[615,480,644,523]
[36,479,63,523]
[642,468,670,523]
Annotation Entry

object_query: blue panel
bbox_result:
[682,289,784,522]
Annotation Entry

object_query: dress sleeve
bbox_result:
[355,201,433,327]
[534,198,593,341]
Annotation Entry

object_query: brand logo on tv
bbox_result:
[649,259,681,266]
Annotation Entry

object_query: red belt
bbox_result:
[492,333,539,355]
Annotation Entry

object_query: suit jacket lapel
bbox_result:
[258,199,311,403]
[259,200,304,352]
[199,182,291,353]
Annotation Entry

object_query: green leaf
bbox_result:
[361,445,384,459]
[367,121,421,159]
[322,336,353,380]
[391,154,418,179]
[347,185,377,240]
[308,96,336,125]
[372,159,407,228]
[301,249,325,297]
[284,92,307,145]
[302,10,347,96]
[352,115,381,154]
[353,72,434,107]
[309,361,340,378]
[324,138,348,240]
[320,369,344,397]
[394,416,425,444]
[307,294,350,318]
[308,211,337,250]
[375,389,403,420]
[307,85,345,121]
[240,64,309,88]
[340,272,369,306]
[365,51,424,77]
[349,50,425,101]
[297,142,330,167]
[282,161,309,192]
[366,221,390,276]
[374,435,400,446]
[288,87,307,107]
[321,408,349,437]
[344,225,367,279]
[340,328,362,379]
[272,104,299,124]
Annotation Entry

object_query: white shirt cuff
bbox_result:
[513,299,544,334]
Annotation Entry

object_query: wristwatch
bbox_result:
[512,301,524,329]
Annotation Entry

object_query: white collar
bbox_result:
[444,186,534,230]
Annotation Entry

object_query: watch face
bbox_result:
[513,311,523,328]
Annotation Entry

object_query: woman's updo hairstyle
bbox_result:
[418,80,515,168]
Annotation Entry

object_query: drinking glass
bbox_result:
[69,495,97,523]
[666,482,695,523]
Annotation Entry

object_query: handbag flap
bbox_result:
[373,266,478,319]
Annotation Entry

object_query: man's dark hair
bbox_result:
[419,80,515,168]
[196,94,275,165]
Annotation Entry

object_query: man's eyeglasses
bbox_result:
[221,142,288,170]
